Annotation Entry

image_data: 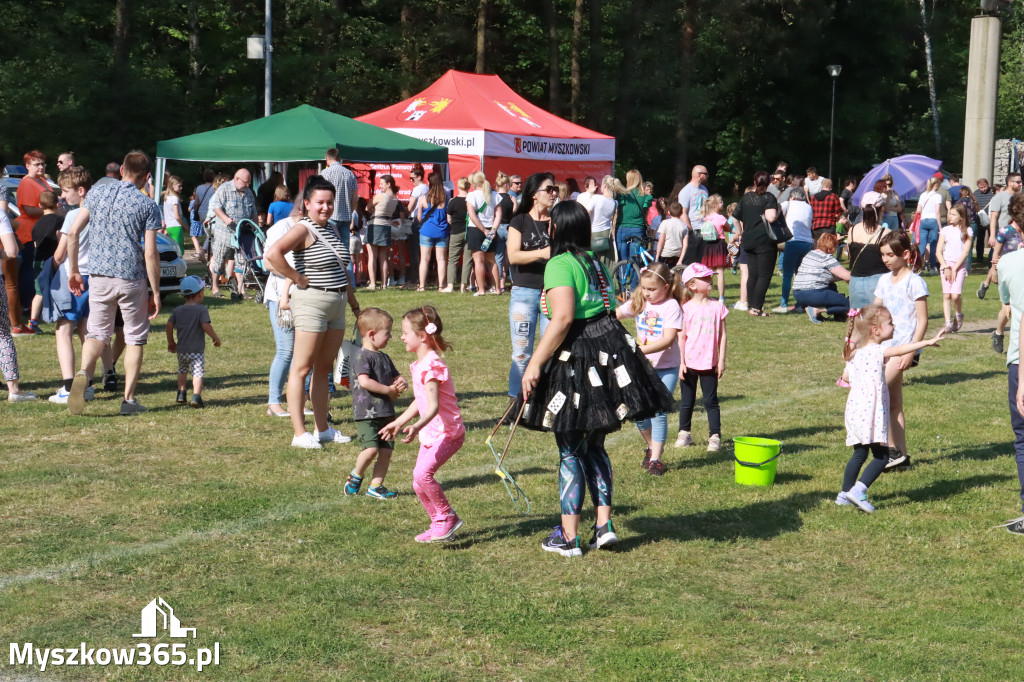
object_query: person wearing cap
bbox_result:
[166,275,221,409]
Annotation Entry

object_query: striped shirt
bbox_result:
[293,218,350,290]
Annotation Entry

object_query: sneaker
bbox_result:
[648,459,665,476]
[954,312,964,332]
[84,386,95,402]
[190,395,205,409]
[10,325,36,336]
[541,526,583,557]
[103,370,118,392]
[344,473,363,496]
[675,431,695,448]
[843,488,876,513]
[707,434,721,452]
[993,332,1005,354]
[732,301,749,311]
[176,389,187,404]
[883,449,911,471]
[942,320,954,334]
[588,521,618,549]
[27,320,41,333]
[431,514,463,541]
[7,391,36,402]
[719,296,726,305]
[835,492,854,506]
[641,447,652,470]
[771,305,790,314]
[366,485,397,500]
[994,515,1024,535]
[68,370,89,415]
[977,281,989,299]
[806,306,822,324]
[316,427,352,444]
[414,528,434,543]
[49,387,70,404]
[291,432,323,449]
[120,399,148,415]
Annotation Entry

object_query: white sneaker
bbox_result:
[732,301,749,311]
[771,305,790,314]
[843,488,875,513]
[835,492,854,506]
[316,427,352,444]
[707,434,721,452]
[675,431,695,448]
[291,432,323,449]
[49,387,70,404]
[8,391,36,402]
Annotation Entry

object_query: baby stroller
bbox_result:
[232,218,269,303]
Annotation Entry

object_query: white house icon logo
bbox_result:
[133,598,196,638]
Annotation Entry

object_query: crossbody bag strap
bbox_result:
[303,219,351,274]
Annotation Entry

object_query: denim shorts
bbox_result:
[419,234,448,249]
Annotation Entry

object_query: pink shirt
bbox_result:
[617,297,683,368]
[707,213,727,238]
[681,299,728,370]
[411,350,464,445]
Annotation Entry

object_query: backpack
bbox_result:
[699,218,719,241]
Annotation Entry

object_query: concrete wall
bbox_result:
[993,139,1024,185]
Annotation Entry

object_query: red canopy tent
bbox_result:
[356,70,615,193]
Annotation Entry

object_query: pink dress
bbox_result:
[680,299,728,370]
[411,350,464,445]
[844,344,889,446]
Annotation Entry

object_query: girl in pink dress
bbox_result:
[839,304,944,513]
[381,306,466,543]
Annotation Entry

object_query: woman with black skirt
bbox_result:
[520,202,674,557]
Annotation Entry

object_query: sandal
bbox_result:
[748,309,771,317]
[417,287,426,292]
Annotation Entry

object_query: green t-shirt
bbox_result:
[618,189,653,228]
[543,251,612,319]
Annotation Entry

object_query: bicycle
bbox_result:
[611,235,657,303]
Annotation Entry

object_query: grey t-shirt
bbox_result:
[169,304,211,353]
[351,347,400,420]
[676,183,708,226]
[988,190,1013,230]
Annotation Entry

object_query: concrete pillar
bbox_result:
[962,16,1002,187]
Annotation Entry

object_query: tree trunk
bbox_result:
[187,0,200,84]
[112,0,130,148]
[674,0,697,181]
[544,0,561,115]
[587,0,603,128]
[475,0,488,73]
[918,0,941,154]
[612,11,639,143]
[399,3,412,99]
[570,0,583,122]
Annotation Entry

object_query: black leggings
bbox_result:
[842,443,888,492]
[744,247,777,311]
[679,369,720,436]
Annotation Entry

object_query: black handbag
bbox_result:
[762,209,793,243]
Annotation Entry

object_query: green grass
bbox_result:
[1,269,1022,680]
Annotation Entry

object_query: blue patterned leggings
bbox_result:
[555,430,612,516]
[0,273,19,382]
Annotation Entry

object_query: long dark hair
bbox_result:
[550,201,601,289]
[513,172,555,217]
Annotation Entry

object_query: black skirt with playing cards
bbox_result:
[517,312,675,434]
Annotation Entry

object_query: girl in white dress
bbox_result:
[839,304,944,513]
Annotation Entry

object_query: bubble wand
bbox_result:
[485,400,531,514]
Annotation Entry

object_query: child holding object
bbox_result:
[936,204,972,332]
[380,306,465,543]
[615,262,684,476]
[675,263,728,453]
[839,304,944,513]
[166,276,221,408]
[345,308,407,500]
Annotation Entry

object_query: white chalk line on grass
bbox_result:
[0,501,338,592]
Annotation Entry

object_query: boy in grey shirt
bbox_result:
[166,276,221,408]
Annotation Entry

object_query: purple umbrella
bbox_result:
[850,154,943,207]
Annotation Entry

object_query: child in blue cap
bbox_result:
[166,275,221,408]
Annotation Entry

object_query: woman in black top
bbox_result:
[732,170,780,316]
[494,172,517,294]
[442,177,471,293]
[846,205,891,309]
[506,172,554,403]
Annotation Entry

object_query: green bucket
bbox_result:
[733,437,782,487]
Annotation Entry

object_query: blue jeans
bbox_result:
[267,300,294,404]
[849,274,884,309]
[508,286,550,397]
[882,214,901,231]
[636,367,680,444]
[419,235,448,249]
[1008,365,1024,512]
[919,218,940,269]
[793,287,850,317]
[494,224,509,282]
[780,240,813,306]
[328,219,354,285]
[616,226,645,264]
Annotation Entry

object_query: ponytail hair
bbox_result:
[403,305,452,354]
[881,229,924,273]
[627,262,684,316]
[842,304,892,361]
[469,171,491,198]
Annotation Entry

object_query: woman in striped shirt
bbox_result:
[265,176,361,449]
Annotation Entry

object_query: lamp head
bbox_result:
[827,64,842,78]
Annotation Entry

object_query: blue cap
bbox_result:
[179,275,205,296]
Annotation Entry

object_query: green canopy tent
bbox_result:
[153,104,448,196]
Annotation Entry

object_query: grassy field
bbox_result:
[1,267,1022,680]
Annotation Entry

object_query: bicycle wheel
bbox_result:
[612,259,634,303]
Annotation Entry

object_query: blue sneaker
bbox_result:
[365,485,397,500]
[541,526,583,557]
[344,473,363,496]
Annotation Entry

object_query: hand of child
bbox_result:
[393,376,408,393]
[926,327,946,346]
[214,339,222,348]
[678,365,687,379]
[401,422,422,444]
[167,342,176,353]
[717,360,726,379]
[1016,384,1024,419]
[943,266,953,284]
[378,420,400,441]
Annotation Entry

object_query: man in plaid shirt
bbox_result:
[808,178,843,243]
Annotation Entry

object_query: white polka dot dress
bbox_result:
[844,344,889,447]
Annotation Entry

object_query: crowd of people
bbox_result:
[6,147,1024,550]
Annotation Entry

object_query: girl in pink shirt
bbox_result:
[615,262,684,476]
[381,306,466,543]
[676,263,729,452]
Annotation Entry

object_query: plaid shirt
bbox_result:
[322,161,358,223]
[209,182,256,225]
[808,191,842,230]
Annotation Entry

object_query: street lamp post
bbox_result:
[246,0,273,118]
[827,64,842,181]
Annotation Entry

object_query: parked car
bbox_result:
[154,232,187,296]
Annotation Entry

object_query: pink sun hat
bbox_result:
[680,262,717,284]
